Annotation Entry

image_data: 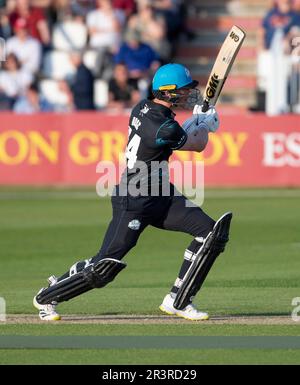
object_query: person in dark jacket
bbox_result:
[69,51,95,110]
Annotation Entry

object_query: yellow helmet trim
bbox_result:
[158,85,177,91]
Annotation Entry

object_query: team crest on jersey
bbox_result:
[128,219,141,230]
[140,105,150,115]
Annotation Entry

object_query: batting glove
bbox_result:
[193,104,220,133]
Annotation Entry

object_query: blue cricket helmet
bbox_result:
[152,63,198,91]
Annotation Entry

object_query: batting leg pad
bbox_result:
[36,258,126,304]
[173,212,232,310]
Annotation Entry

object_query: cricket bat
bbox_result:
[202,25,246,112]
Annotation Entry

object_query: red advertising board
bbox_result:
[0,112,299,186]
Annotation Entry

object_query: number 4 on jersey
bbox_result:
[125,132,141,169]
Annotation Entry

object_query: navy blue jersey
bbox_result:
[120,99,187,194]
[125,99,187,168]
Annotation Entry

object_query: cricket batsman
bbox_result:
[33,63,232,321]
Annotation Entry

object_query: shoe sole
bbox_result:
[159,305,209,321]
[175,312,209,321]
[39,315,61,321]
[159,305,175,316]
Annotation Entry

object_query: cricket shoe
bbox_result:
[33,276,61,321]
[159,294,209,321]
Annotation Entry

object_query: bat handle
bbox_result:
[202,99,210,113]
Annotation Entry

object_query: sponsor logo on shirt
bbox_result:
[140,105,150,115]
[128,219,141,230]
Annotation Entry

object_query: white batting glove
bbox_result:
[182,115,201,136]
[193,104,220,133]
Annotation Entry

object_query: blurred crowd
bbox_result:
[254,0,300,114]
[0,0,190,113]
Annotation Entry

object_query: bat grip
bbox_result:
[202,100,210,113]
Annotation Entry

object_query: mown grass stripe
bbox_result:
[1,336,300,350]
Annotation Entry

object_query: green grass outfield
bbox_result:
[0,187,300,364]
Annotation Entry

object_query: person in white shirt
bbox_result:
[6,17,42,75]
[0,53,33,109]
[86,0,122,78]
[87,0,121,50]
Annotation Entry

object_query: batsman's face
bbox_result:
[175,87,201,109]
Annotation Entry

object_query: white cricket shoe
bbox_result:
[159,294,209,321]
[33,276,61,321]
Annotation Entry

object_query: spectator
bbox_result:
[285,0,300,51]
[87,0,122,78]
[259,0,298,50]
[114,28,160,81]
[51,9,88,52]
[294,0,300,12]
[285,1,300,112]
[46,0,74,32]
[68,51,95,110]
[87,0,122,49]
[0,8,12,39]
[151,0,182,42]
[13,82,54,113]
[9,0,51,46]
[108,63,140,111]
[6,18,42,74]
[0,53,32,109]
[128,0,171,61]
[252,0,299,113]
